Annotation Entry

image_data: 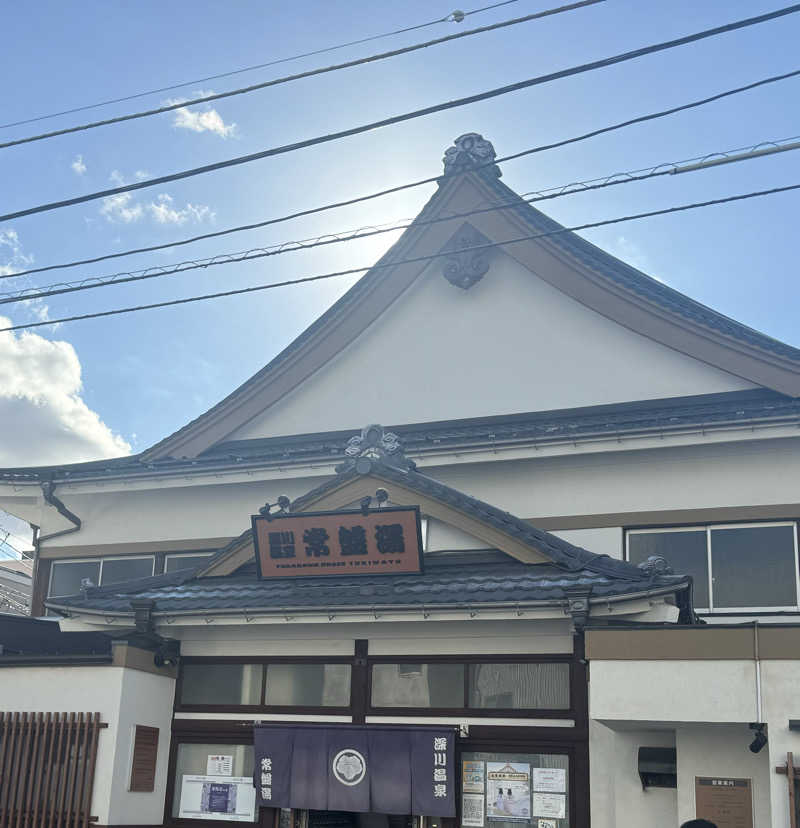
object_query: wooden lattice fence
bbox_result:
[0,712,106,828]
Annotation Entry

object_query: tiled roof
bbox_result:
[46,552,687,616]
[1,389,795,482]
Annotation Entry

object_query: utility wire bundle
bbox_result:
[1,2,799,333]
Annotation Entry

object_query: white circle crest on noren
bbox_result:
[332,749,367,786]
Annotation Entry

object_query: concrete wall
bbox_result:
[226,251,753,441]
[0,663,175,825]
[590,722,677,828]
[675,725,771,825]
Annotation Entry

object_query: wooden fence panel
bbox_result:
[0,712,106,828]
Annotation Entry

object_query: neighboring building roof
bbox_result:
[45,426,690,619]
[0,388,795,483]
[0,559,33,577]
[0,613,112,665]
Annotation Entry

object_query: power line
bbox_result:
[7,68,799,282]
[1,6,797,225]
[0,1,525,132]
[5,135,798,306]
[0,0,605,150]
[2,183,797,334]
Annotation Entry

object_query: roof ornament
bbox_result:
[259,495,291,520]
[335,424,416,474]
[441,221,492,290]
[637,555,674,577]
[442,133,501,178]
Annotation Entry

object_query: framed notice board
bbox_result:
[695,777,753,828]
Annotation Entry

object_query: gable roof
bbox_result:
[46,425,690,619]
[139,133,800,460]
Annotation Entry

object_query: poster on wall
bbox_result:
[532,768,566,793]
[207,755,234,776]
[532,793,566,820]
[461,793,485,827]
[463,760,485,793]
[486,763,531,821]
[179,775,256,822]
[695,777,753,828]
[537,820,557,828]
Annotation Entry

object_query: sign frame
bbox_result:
[252,506,424,580]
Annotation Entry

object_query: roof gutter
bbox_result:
[46,581,689,621]
[39,480,82,543]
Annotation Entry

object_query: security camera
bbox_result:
[748,723,767,754]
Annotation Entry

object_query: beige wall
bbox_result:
[0,662,175,825]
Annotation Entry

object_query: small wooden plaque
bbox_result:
[130,725,159,792]
[695,776,753,828]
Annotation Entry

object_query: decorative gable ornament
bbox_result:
[442,133,501,178]
[335,424,416,475]
[440,222,492,290]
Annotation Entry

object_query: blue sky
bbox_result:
[1,0,800,462]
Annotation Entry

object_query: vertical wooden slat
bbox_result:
[29,713,46,828]
[22,712,42,828]
[6,712,24,828]
[48,712,67,828]
[55,713,76,828]
[38,713,56,828]
[14,713,33,828]
[62,714,81,828]
[71,713,91,828]
[0,713,12,825]
[789,752,798,828]
[81,714,101,828]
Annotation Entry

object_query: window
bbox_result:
[48,555,155,597]
[177,660,353,710]
[180,663,263,706]
[265,663,351,707]
[369,660,571,712]
[627,522,799,612]
[165,552,214,573]
[171,742,254,818]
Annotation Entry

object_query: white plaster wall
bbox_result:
[589,721,677,828]
[176,619,574,657]
[549,527,622,559]
[33,435,800,552]
[759,661,800,828]
[590,660,758,724]
[107,668,177,825]
[0,665,175,825]
[675,724,772,825]
[227,251,754,441]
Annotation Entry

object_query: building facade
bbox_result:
[2,133,800,826]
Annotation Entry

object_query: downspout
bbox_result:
[39,480,82,542]
[754,620,763,723]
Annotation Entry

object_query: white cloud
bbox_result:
[71,154,87,175]
[0,317,131,464]
[0,229,33,276]
[166,92,236,138]
[147,193,215,225]
[99,192,144,223]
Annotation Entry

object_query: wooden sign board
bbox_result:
[695,777,753,828]
[253,506,423,579]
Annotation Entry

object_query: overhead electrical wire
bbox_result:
[0,0,606,150]
[2,7,798,226]
[2,182,797,334]
[0,1,528,132]
[5,135,799,306]
[7,67,799,281]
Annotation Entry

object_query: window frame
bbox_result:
[626,520,800,614]
[164,551,215,573]
[174,656,355,715]
[366,654,576,719]
[48,554,155,597]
